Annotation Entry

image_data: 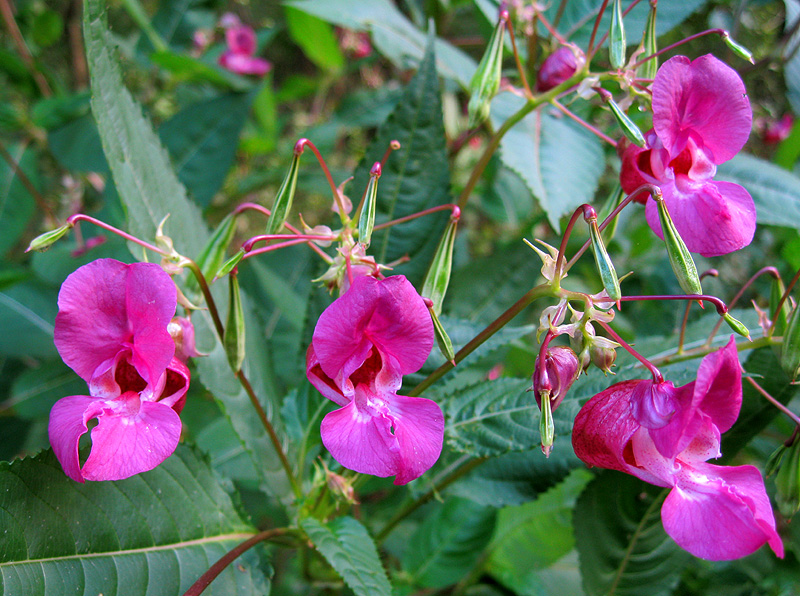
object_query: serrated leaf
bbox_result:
[716,153,800,229]
[301,516,391,596]
[159,92,255,207]
[0,446,270,596]
[350,36,451,285]
[403,498,496,589]
[492,96,604,231]
[574,472,690,596]
[0,142,36,257]
[285,0,476,87]
[486,469,591,595]
[84,0,209,256]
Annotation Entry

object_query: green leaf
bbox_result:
[574,472,690,596]
[48,113,108,173]
[285,0,476,87]
[32,9,64,47]
[301,516,391,596]
[0,142,36,257]
[3,359,86,419]
[350,36,451,286]
[159,92,255,207]
[486,469,591,595]
[285,6,344,71]
[716,153,800,229]
[0,280,58,359]
[492,95,604,231]
[84,0,209,256]
[784,0,800,116]
[403,498,496,589]
[0,446,270,596]
[150,50,250,90]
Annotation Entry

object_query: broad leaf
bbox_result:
[785,0,800,116]
[301,516,391,596]
[84,0,209,256]
[4,359,85,419]
[717,153,800,229]
[159,92,255,207]
[286,0,476,87]
[0,280,58,359]
[0,446,270,596]
[350,36,452,286]
[0,143,36,257]
[403,498,496,589]
[285,7,344,72]
[486,469,591,596]
[574,471,690,596]
[492,94,604,231]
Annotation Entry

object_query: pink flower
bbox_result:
[218,25,271,77]
[306,275,443,485]
[48,259,189,483]
[619,54,755,257]
[761,114,794,145]
[572,338,783,560]
[536,46,582,92]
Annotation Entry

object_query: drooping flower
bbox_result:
[619,54,755,257]
[532,346,580,411]
[572,338,783,560]
[306,275,443,485]
[218,25,271,77]
[48,259,189,483]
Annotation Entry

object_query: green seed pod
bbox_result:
[605,95,646,147]
[588,219,621,302]
[775,438,800,517]
[723,311,751,341]
[25,222,72,252]
[655,196,703,295]
[467,11,506,127]
[266,148,302,235]
[638,0,658,80]
[429,306,456,365]
[722,32,754,64]
[609,0,627,69]
[357,162,381,248]
[223,271,246,372]
[780,304,800,380]
[770,275,791,337]
[422,209,459,316]
[597,183,625,242]
[189,213,237,292]
[216,248,245,279]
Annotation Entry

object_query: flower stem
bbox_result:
[295,138,349,221]
[372,203,460,232]
[66,214,171,258]
[769,264,800,336]
[409,284,555,396]
[182,528,294,596]
[706,266,779,343]
[596,319,663,382]
[745,376,800,427]
[506,17,534,97]
[591,0,644,57]
[586,0,610,55]
[552,100,618,146]
[630,29,727,69]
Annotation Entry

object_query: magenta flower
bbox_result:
[619,54,755,257]
[572,338,783,560]
[218,25,271,77]
[48,259,189,483]
[306,275,443,485]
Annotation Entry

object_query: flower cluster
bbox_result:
[573,338,783,560]
[619,54,755,257]
[218,15,271,77]
[306,275,443,485]
[48,259,190,483]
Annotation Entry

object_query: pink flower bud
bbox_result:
[537,46,583,92]
[762,114,794,145]
[168,316,201,362]
[532,346,580,411]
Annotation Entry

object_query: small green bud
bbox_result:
[780,305,800,380]
[775,438,800,517]
[216,249,245,279]
[654,196,703,295]
[467,10,507,127]
[600,90,646,147]
[428,305,456,365]
[588,218,621,302]
[266,144,302,235]
[722,31,754,64]
[422,208,459,316]
[25,222,72,252]
[723,311,751,341]
[609,0,627,69]
[638,0,658,80]
[357,162,381,248]
[223,271,246,372]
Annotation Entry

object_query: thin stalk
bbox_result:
[630,29,726,69]
[0,0,52,96]
[555,204,594,283]
[591,0,644,56]
[706,266,779,342]
[746,376,800,427]
[409,284,556,396]
[537,12,568,45]
[183,528,293,596]
[586,0,611,55]
[678,269,719,353]
[296,138,348,220]
[552,100,618,146]
[242,233,336,253]
[506,17,533,97]
[375,456,488,542]
[651,335,776,368]
[596,319,663,382]
[0,139,53,220]
[553,0,569,28]
[372,203,459,231]
[619,293,729,315]
[242,238,329,260]
[66,214,170,258]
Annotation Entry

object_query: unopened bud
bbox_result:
[422,209,459,316]
[26,222,73,252]
[609,0,627,69]
[537,46,583,92]
[266,148,302,235]
[654,195,703,295]
[590,337,618,373]
[429,306,456,365]
[467,11,507,127]
[168,316,202,361]
[533,346,581,412]
[781,305,800,380]
[191,212,237,292]
[722,31,754,64]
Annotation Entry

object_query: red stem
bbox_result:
[372,203,460,232]
[552,100,618,146]
[591,0,644,58]
[506,17,534,97]
[66,214,169,257]
[769,265,800,335]
[596,319,663,382]
[295,138,348,217]
[630,29,726,69]
[587,0,610,55]
[707,266,779,341]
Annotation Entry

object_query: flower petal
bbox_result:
[652,54,751,164]
[385,394,444,485]
[662,462,783,560]
[306,344,349,407]
[226,25,257,55]
[48,394,103,483]
[645,179,755,257]
[218,52,271,76]
[691,335,742,434]
[81,397,182,481]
